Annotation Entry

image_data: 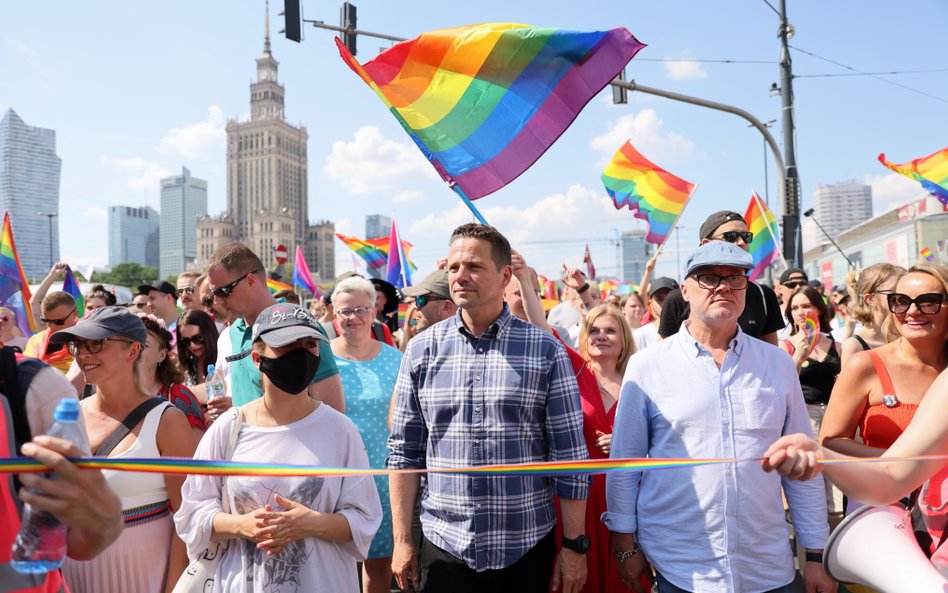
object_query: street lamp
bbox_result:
[37,211,58,270]
[803,208,856,270]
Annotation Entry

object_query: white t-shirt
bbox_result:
[632,323,660,352]
[174,404,382,593]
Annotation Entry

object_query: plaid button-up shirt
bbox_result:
[388,305,589,571]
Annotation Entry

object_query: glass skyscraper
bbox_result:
[0,109,62,280]
[159,167,207,278]
[109,205,160,269]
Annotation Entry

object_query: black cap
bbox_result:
[699,211,746,242]
[49,305,147,345]
[370,278,400,315]
[138,280,176,297]
[648,277,679,297]
[252,303,329,347]
[779,268,809,284]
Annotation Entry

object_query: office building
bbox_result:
[160,167,207,277]
[811,180,873,241]
[305,220,336,283]
[365,214,391,240]
[0,109,62,279]
[621,230,651,284]
[108,205,160,269]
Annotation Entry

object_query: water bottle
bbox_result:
[11,398,89,574]
[206,364,226,400]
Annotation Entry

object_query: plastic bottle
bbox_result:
[11,398,90,574]
[206,364,226,400]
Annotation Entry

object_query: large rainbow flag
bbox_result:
[335,234,418,274]
[0,213,37,337]
[879,147,948,205]
[743,192,783,281]
[337,24,644,201]
[601,140,696,245]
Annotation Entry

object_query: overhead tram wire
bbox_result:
[789,44,948,104]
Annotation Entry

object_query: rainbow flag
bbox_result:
[921,247,935,262]
[62,266,84,318]
[266,277,294,294]
[879,148,948,205]
[0,213,37,337]
[335,234,418,273]
[337,24,644,200]
[397,302,410,330]
[292,245,318,295]
[385,215,412,288]
[743,192,782,281]
[602,141,696,245]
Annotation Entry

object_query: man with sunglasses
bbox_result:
[175,271,202,312]
[204,242,343,416]
[23,291,79,373]
[658,211,784,346]
[775,268,809,306]
[606,241,834,593]
[402,269,456,328]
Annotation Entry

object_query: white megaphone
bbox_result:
[824,503,948,593]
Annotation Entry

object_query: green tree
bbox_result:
[94,262,159,290]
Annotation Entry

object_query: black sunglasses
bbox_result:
[130,302,148,309]
[414,294,446,309]
[782,280,806,290]
[176,286,195,296]
[712,230,754,244]
[201,295,214,308]
[211,270,256,298]
[179,334,206,347]
[887,292,948,316]
[41,308,77,326]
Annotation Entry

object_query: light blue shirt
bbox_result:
[603,322,829,593]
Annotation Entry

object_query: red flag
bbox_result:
[583,244,596,280]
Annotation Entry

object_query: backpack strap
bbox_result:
[371,321,385,342]
[94,397,166,457]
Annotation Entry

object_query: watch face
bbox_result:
[565,535,591,553]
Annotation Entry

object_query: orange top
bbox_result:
[858,350,918,450]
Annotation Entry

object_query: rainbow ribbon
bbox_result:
[3,454,946,478]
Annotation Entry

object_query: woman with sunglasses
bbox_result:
[819,264,948,506]
[176,309,220,386]
[0,306,28,351]
[175,303,382,593]
[54,306,196,593]
[839,262,905,367]
[329,276,402,593]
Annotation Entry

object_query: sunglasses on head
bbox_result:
[414,294,445,309]
[887,292,948,316]
[712,230,754,244]
[41,308,76,326]
[179,334,205,347]
[211,270,256,299]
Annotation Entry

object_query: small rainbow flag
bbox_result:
[921,247,935,262]
[0,213,37,337]
[879,148,948,206]
[266,277,293,294]
[62,266,84,317]
[602,141,696,245]
[744,192,783,281]
[335,234,418,274]
[337,24,644,201]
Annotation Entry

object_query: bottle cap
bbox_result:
[53,398,80,422]
[207,364,215,376]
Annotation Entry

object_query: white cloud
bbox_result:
[393,190,424,203]
[84,206,107,220]
[5,39,37,59]
[663,59,708,81]
[334,217,356,236]
[865,173,929,213]
[323,126,437,194]
[157,105,226,160]
[589,109,695,166]
[103,156,173,192]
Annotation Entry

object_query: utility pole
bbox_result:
[38,211,57,270]
[778,0,803,267]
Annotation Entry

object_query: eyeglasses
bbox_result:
[211,270,256,298]
[782,280,806,290]
[41,308,77,326]
[337,306,373,319]
[200,295,214,308]
[414,294,446,309]
[690,274,749,291]
[176,286,195,296]
[66,337,136,356]
[179,334,205,347]
[887,292,948,316]
[711,231,754,244]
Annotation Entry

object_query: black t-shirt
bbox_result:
[657,281,784,340]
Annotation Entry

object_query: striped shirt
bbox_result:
[388,305,589,571]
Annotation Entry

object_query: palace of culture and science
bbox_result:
[197,6,334,281]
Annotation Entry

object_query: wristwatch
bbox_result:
[614,542,640,562]
[805,549,824,563]
[577,282,591,294]
[562,534,591,554]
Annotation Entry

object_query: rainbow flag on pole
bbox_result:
[61,266,84,318]
[337,24,644,201]
[335,234,418,274]
[385,215,412,288]
[0,213,37,336]
[743,192,784,281]
[601,140,696,245]
[879,147,948,205]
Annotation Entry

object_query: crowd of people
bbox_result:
[2,212,947,593]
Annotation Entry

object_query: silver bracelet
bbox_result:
[614,542,640,562]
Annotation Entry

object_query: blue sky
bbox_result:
[2,1,946,282]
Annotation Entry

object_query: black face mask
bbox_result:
[258,347,321,395]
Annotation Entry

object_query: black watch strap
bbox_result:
[562,534,590,554]
[805,550,824,563]
[577,282,590,294]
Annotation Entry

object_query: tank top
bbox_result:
[798,337,840,405]
[859,350,918,450]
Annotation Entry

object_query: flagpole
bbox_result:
[752,190,789,270]
[450,184,489,225]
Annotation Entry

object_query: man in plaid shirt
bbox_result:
[388,223,590,593]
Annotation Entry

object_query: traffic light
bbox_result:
[340,2,357,55]
[280,0,301,42]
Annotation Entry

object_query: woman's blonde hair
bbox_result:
[848,263,905,326]
[578,304,635,375]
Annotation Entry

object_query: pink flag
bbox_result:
[292,245,317,294]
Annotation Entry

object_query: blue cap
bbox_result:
[53,398,80,422]
[684,241,754,277]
